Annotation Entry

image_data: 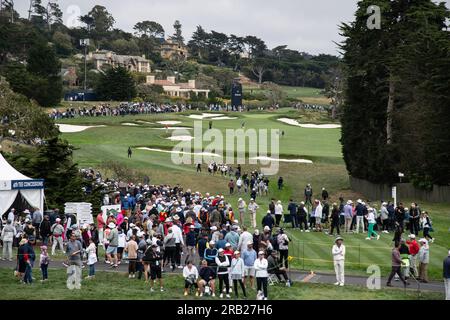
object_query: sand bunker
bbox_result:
[210,116,238,120]
[278,118,341,129]
[187,113,224,119]
[152,127,192,130]
[157,121,182,125]
[250,156,313,164]
[136,120,153,124]
[121,123,139,126]
[166,135,194,141]
[138,147,220,157]
[56,124,106,133]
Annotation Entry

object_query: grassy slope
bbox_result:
[0,268,442,300]
[242,85,331,105]
[55,110,450,281]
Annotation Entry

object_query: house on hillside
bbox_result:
[88,51,151,73]
[146,75,209,98]
[160,39,189,61]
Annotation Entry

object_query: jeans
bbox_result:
[233,279,246,297]
[256,277,268,298]
[2,241,12,260]
[387,266,406,284]
[290,215,298,228]
[356,216,365,233]
[24,263,33,284]
[89,263,95,276]
[279,249,289,269]
[41,264,48,280]
[409,218,420,235]
[344,217,352,233]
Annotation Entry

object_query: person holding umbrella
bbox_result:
[332,236,345,286]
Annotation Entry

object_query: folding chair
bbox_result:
[268,273,279,286]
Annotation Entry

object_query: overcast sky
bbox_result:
[13,0,445,56]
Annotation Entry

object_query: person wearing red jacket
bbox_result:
[406,234,420,278]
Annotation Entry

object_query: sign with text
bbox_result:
[64,202,93,225]
[11,179,44,190]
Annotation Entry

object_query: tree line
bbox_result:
[340,0,450,187]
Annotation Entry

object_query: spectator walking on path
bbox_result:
[406,234,420,278]
[332,236,345,286]
[51,218,65,255]
[418,238,430,283]
[387,242,410,287]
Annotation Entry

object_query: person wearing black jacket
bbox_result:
[409,203,420,236]
[39,215,52,246]
[329,203,340,236]
[395,203,406,232]
[145,244,164,292]
[198,259,216,297]
[261,211,275,231]
[296,202,308,232]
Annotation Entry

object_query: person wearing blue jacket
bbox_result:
[204,241,218,266]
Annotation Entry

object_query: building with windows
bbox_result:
[146,75,209,98]
[160,39,189,61]
[88,51,151,73]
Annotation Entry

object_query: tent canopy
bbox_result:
[0,153,44,216]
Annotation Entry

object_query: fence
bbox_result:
[287,239,393,273]
[349,176,450,203]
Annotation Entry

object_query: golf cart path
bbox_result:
[0,259,443,293]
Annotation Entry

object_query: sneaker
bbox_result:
[160,287,164,292]
[132,274,136,278]
[226,294,231,298]
[200,293,203,297]
[286,281,291,287]
[334,282,340,285]
[105,260,111,264]
[177,265,183,269]
[339,283,344,287]
[219,293,224,298]
[184,292,188,296]
[129,275,132,278]
[365,237,371,240]
[377,235,380,240]
[430,238,434,243]
[150,287,155,292]
[212,293,216,297]
[195,292,199,297]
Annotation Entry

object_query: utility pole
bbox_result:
[80,39,90,102]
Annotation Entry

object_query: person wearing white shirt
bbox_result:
[7,209,15,224]
[314,200,323,232]
[230,251,247,298]
[248,199,259,228]
[183,261,199,296]
[366,208,380,240]
[171,220,184,268]
[215,248,231,298]
[274,200,283,227]
[254,251,269,300]
[332,236,346,286]
[237,227,253,252]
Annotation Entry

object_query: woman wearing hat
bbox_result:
[332,236,345,286]
[230,251,247,298]
[254,251,269,300]
[215,248,231,298]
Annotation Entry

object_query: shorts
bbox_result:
[117,247,124,255]
[106,245,118,255]
[150,266,162,280]
[244,266,255,277]
[315,217,322,225]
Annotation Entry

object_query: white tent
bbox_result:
[0,153,45,216]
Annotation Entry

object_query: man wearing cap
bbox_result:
[224,226,239,251]
[242,241,257,289]
[443,250,450,300]
[185,225,197,265]
[355,199,365,234]
[248,199,259,229]
[237,198,246,227]
[171,215,184,268]
[106,222,119,268]
[332,236,345,286]
[297,202,309,232]
[406,234,420,277]
[344,200,353,233]
[51,218,65,255]
[146,244,164,292]
[254,251,269,300]
[287,199,298,229]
